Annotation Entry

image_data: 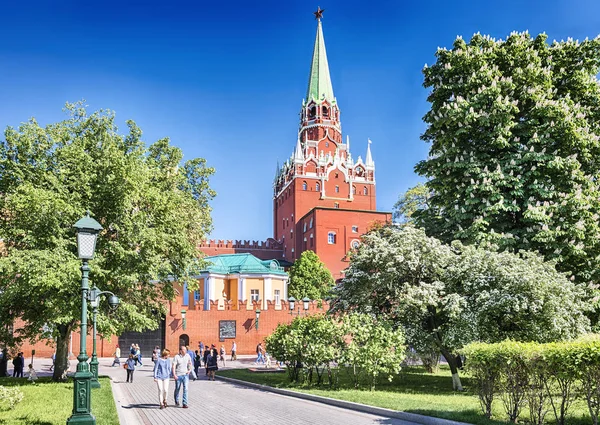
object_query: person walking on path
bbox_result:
[206,347,218,381]
[198,341,205,365]
[172,345,192,408]
[135,344,143,366]
[153,349,172,409]
[49,352,56,371]
[112,345,121,367]
[230,341,237,361]
[193,350,201,377]
[125,353,136,383]
[186,346,197,380]
[255,343,264,364]
[219,345,226,367]
[203,345,210,376]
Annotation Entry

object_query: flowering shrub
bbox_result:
[0,385,24,410]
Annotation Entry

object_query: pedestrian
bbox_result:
[186,346,197,380]
[203,345,210,376]
[135,344,143,366]
[230,340,237,361]
[27,364,38,382]
[125,353,136,383]
[198,341,205,364]
[219,345,226,367]
[152,345,160,364]
[172,345,192,408]
[153,348,172,409]
[206,346,218,381]
[12,352,24,377]
[49,351,56,371]
[111,345,121,367]
[193,350,201,377]
[255,343,264,364]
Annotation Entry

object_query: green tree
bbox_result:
[0,103,216,381]
[393,183,431,224]
[414,32,600,290]
[333,225,588,390]
[288,250,334,300]
[340,313,406,391]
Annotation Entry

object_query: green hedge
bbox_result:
[462,336,600,425]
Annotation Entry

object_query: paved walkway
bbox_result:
[20,356,422,425]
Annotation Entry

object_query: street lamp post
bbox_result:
[67,212,102,425]
[288,297,311,317]
[255,309,261,330]
[89,287,120,389]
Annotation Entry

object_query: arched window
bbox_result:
[334,202,339,209]
[363,186,368,195]
[335,185,339,193]
[179,334,190,348]
[310,234,314,247]
[328,232,336,244]
[322,106,329,117]
[352,185,356,194]
[309,107,316,118]
[302,181,307,191]
[315,182,320,192]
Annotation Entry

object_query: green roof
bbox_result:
[306,20,335,103]
[202,254,287,276]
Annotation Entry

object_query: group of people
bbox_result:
[10,352,38,382]
[142,340,237,409]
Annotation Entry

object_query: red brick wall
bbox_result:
[166,300,329,355]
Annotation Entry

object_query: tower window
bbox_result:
[309,107,316,118]
[303,223,307,232]
[303,237,307,250]
[352,186,356,194]
[352,225,358,233]
[334,202,339,209]
[310,234,314,247]
[309,217,313,229]
[315,182,320,191]
[363,186,368,195]
[325,142,329,148]
[328,232,336,244]
[323,106,329,117]
[351,240,360,249]
[302,181,307,191]
[335,185,339,193]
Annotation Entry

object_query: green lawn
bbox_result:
[0,376,118,425]
[218,366,591,425]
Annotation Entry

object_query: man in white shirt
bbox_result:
[172,345,192,408]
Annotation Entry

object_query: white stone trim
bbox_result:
[264,277,272,310]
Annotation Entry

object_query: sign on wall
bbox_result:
[219,320,236,341]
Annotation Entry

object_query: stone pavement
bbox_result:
[13,356,432,425]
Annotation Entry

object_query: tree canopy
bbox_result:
[414,32,600,288]
[288,250,334,300]
[332,225,589,389]
[0,103,216,380]
[393,183,431,224]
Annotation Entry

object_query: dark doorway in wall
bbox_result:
[179,334,189,348]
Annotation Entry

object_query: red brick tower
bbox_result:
[273,10,391,279]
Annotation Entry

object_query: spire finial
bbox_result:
[313,6,325,20]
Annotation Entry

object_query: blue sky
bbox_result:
[2,0,600,240]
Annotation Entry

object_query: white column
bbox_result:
[239,277,246,309]
[263,277,272,310]
[204,276,212,311]
[283,277,289,301]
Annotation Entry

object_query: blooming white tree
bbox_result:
[414,32,600,300]
[333,225,589,390]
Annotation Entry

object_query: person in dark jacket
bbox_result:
[193,350,201,377]
[203,346,210,376]
[206,347,219,381]
[125,354,136,383]
[12,352,24,378]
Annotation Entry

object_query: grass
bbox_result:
[218,366,591,425]
[0,376,119,425]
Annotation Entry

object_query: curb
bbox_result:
[216,375,472,425]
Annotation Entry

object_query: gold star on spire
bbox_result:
[313,6,325,20]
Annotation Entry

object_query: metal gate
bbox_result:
[118,318,165,361]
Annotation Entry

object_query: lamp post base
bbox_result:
[89,359,100,389]
[66,413,96,425]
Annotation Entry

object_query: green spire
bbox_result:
[306,19,335,102]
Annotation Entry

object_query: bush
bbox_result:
[463,337,600,425]
[0,385,24,410]
[266,313,405,390]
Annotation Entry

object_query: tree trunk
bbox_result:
[52,323,73,382]
[438,345,463,391]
